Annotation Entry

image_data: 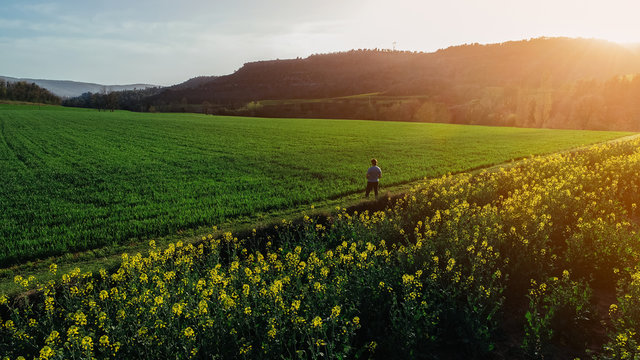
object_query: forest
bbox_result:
[212,75,640,131]
[0,80,60,104]
[62,87,163,112]
[62,37,640,131]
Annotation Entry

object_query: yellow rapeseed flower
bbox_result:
[198,300,208,315]
[99,335,110,347]
[291,300,301,312]
[74,311,87,326]
[402,274,414,285]
[45,330,60,345]
[268,325,277,338]
[312,316,323,328]
[81,336,93,351]
[172,302,185,316]
[331,305,341,318]
[67,325,80,343]
[44,296,54,312]
[183,327,195,339]
[239,343,252,355]
[39,345,55,360]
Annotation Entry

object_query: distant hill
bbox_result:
[151,37,640,105]
[0,76,158,98]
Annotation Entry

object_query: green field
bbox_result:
[0,104,630,265]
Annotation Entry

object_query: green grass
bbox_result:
[0,104,630,266]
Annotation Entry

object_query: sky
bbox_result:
[2,0,640,86]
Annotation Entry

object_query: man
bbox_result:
[365,158,382,198]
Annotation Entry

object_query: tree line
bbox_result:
[62,72,640,131]
[0,80,60,104]
[62,87,163,112]
[157,74,640,131]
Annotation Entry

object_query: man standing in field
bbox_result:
[365,158,382,198]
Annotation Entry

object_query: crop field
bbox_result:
[3,136,640,359]
[0,104,629,265]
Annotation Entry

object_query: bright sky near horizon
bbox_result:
[2,0,639,86]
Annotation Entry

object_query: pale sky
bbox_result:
[1,0,639,86]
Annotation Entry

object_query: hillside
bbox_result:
[129,37,640,131]
[151,37,640,104]
[0,76,158,98]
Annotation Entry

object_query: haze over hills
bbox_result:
[0,76,158,98]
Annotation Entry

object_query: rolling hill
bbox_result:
[132,37,640,131]
[152,37,640,105]
[57,37,640,131]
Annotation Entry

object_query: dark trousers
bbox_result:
[365,181,379,197]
